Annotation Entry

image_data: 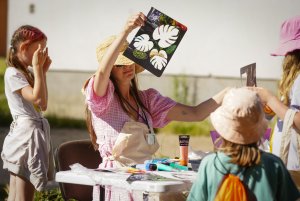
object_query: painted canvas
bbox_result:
[123,7,187,77]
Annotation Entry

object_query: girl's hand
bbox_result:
[32,44,47,70]
[43,48,52,73]
[248,86,273,104]
[123,12,146,34]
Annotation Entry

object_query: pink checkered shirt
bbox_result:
[85,77,176,168]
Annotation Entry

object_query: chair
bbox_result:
[55,139,104,201]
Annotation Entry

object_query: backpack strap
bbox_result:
[279,109,298,165]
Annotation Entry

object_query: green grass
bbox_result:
[0,185,78,201]
[33,188,72,201]
[158,119,212,136]
[46,115,86,128]
[0,57,5,75]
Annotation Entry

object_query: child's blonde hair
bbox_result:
[218,139,261,167]
[279,50,300,105]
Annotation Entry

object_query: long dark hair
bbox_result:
[7,25,47,87]
[83,74,148,150]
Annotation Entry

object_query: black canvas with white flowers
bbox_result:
[123,7,187,77]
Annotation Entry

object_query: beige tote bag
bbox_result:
[279,109,300,189]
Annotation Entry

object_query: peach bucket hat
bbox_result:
[210,88,268,145]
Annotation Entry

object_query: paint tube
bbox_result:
[169,162,189,171]
[144,158,169,164]
[134,163,157,171]
[179,135,190,166]
[263,104,275,120]
[156,163,178,172]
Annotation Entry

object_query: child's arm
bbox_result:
[20,44,48,111]
[250,87,300,133]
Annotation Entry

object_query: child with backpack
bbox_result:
[187,88,300,201]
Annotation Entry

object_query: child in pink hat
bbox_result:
[252,15,300,171]
[188,88,299,201]
[271,15,300,56]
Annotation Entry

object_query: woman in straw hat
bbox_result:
[251,15,300,171]
[187,88,299,201]
[82,12,229,201]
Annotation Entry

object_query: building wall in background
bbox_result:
[46,71,278,119]
[0,0,7,57]
[7,0,300,78]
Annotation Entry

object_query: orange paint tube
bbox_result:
[179,135,190,166]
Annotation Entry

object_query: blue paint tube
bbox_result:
[144,158,169,164]
[157,163,178,172]
[169,162,189,171]
[134,163,157,171]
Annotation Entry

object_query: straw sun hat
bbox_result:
[210,88,268,145]
[271,15,300,56]
[96,35,144,73]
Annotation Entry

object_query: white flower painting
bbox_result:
[153,25,179,48]
[133,34,154,52]
[150,49,168,70]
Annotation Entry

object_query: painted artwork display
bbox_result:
[123,7,188,77]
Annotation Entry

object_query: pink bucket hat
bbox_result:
[210,88,268,145]
[271,15,300,56]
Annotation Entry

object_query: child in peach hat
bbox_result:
[188,88,299,201]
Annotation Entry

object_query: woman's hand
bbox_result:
[212,87,232,106]
[123,12,146,34]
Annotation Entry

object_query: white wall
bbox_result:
[8,0,300,78]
